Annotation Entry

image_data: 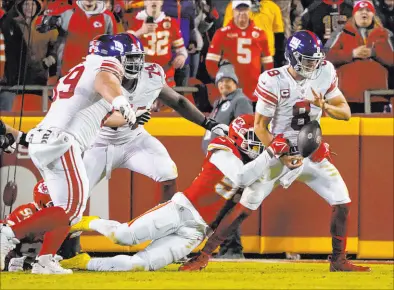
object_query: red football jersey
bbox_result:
[184,137,242,225]
[6,203,39,226]
[128,12,185,69]
[206,20,273,102]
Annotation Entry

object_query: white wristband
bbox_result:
[112,95,129,108]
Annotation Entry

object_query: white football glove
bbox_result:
[112,96,136,126]
[8,256,26,272]
[211,124,229,137]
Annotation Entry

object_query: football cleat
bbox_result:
[32,254,73,274]
[60,253,91,270]
[0,224,18,271]
[329,254,371,272]
[178,251,211,271]
[70,216,99,233]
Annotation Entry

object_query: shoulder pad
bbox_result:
[141,63,166,87]
[207,136,237,153]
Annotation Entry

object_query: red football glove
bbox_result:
[310,142,335,163]
[178,251,211,272]
[267,134,290,157]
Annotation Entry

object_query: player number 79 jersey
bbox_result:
[254,60,341,146]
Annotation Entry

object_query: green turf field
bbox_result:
[1,261,393,289]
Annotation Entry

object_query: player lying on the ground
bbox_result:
[179,30,370,273]
[1,180,80,272]
[59,114,290,271]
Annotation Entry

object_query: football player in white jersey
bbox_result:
[83,50,229,203]
[0,33,142,274]
[180,30,371,272]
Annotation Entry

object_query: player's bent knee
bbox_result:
[112,223,142,246]
[154,159,178,182]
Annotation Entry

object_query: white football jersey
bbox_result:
[96,62,166,145]
[38,54,125,151]
[254,61,341,147]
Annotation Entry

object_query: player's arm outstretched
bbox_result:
[158,84,228,136]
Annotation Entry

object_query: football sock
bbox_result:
[330,203,350,259]
[39,225,71,256]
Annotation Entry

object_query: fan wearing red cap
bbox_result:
[353,1,376,27]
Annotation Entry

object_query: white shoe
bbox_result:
[32,254,73,274]
[0,224,18,271]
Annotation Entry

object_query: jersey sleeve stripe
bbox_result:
[206,53,221,61]
[261,56,274,63]
[255,86,278,104]
[326,76,338,95]
[172,38,184,48]
[207,143,232,153]
[100,61,124,80]
[257,84,278,99]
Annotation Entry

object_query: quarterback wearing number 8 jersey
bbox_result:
[181,31,370,273]
[60,114,290,272]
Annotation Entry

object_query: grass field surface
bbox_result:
[1,260,393,289]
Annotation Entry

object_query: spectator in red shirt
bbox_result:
[326,0,394,112]
[206,0,273,104]
[127,0,188,87]
[40,0,118,76]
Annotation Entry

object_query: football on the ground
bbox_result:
[297,121,322,158]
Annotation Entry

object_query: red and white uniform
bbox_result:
[52,1,118,76]
[206,20,273,102]
[27,55,124,225]
[254,61,340,147]
[82,137,274,271]
[241,61,350,212]
[83,62,177,192]
[128,11,186,86]
[4,203,42,267]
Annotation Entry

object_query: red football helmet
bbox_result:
[228,114,264,159]
[33,179,52,209]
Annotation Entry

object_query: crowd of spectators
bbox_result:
[0,0,392,113]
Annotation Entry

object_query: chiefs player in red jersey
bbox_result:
[127,0,187,87]
[59,114,290,272]
[206,1,273,103]
[2,180,51,271]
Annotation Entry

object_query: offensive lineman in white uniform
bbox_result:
[83,51,229,202]
[180,30,371,272]
[0,33,140,274]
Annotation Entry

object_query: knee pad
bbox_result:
[154,158,178,182]
[113,223,150,246]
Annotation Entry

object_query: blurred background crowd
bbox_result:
[0,0,392,114]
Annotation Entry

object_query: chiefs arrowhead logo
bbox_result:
[93,21,103,28]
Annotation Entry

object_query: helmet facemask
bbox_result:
[293,51,325,79]
[122,52,145,80]
[238,128,265,160]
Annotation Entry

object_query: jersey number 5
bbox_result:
[237,38,252,64]
[53,65,85,101]
[291,101,311,130]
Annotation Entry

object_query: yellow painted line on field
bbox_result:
[360,118,394,136]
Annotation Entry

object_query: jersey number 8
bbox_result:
[291,101,311,131]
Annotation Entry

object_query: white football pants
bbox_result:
[241,157,351,210]
[83,129,178,193]
[28,130,89,225]
[86,192,208,271]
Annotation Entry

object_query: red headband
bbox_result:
[353,1,375,15]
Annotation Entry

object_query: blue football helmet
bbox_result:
[285,30,325,79]
[89,33,145,79]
